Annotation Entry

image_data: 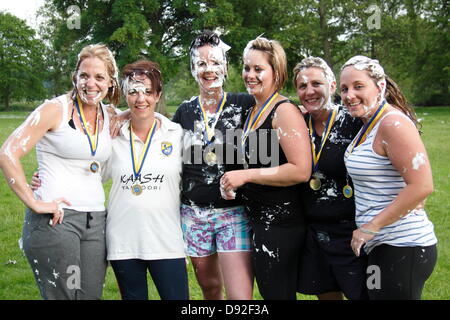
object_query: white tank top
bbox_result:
[344,111,437,253]
[34,94,112,211]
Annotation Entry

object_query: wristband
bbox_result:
[360,227,380,235]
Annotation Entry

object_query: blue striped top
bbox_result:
[344,112,437,253]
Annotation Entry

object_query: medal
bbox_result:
[343,184,353,198]
[309,178,321,190]
[130,120,157,196]
[89,161,100,173]
[205,151,217,165]
[198,93,227,164]
[343,174,353,198]
[131,184,143,196]
[75,96,100,173]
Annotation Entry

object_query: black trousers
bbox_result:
[367,244,437,300]
[250,220,306,300]
[110,258,189,300]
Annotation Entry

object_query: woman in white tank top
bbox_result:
[0,44,120,300]
[339,55,437,300]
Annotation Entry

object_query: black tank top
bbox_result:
[239,100,304,225]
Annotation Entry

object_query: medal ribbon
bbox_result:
[198,92,227,144]
[308,108,337,173]
[75,96,100,156]
[242,91,279,145]
[348,100,388,154]
[130,120,157,180]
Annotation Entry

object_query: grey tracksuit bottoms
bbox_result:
[22,208,107,300]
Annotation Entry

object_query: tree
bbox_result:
[0,12,46,110]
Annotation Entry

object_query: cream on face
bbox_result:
[242,49,275,97]
[75,57,111,105]
[122,77,152,97]
[191,45,227,90]
[339,66,383,119]
[296,67,335,112]
[341,55,386,105]
[123,76,159,113]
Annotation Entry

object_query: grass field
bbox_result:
[0,106,448,300]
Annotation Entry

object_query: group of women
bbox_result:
[0,30,437,300]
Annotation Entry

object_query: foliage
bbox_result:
[0,12,46,110]
[1,0,447,109]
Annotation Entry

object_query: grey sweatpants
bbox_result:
[22,208,107,300]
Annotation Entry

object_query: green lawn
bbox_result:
[0,106,448,300]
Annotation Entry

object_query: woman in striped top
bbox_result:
[339,55,437,300]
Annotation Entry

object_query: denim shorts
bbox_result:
[180,204,252,257]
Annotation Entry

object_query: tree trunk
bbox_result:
[319,0,332,68]
[4,88,11,111]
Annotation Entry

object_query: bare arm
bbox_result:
[220,102,312,191]
[0,101,71,224]
[367,113,432,230]
[351,113,432,255]
[109,107,131,138]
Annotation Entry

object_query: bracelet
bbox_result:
[360,227,380,235]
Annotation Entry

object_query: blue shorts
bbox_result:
[180,204,252,257]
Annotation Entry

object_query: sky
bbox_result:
[0,0,46,29]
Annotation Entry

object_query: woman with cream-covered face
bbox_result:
[124,76,161,119]
[340,55,437,300]
[103,60,189,300]
[172,31,255,300]
[293,57,368,301]
[191,44,228,93]
[220,37,312,300]
[296,66,335,113]
[0,44,119,300]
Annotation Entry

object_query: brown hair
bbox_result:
[244,37,288,91]
[384,76,420,129]
[341,55,419,129]
[71,44,120,105]
[121,60,166,115]
[121,60,163,94]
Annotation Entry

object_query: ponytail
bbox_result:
[385,76,421,131]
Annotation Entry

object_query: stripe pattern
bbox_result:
[344,112,437,253]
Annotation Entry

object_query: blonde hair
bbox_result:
[71,44,120,105]
[244,37,287,91]
[293,56,336,87]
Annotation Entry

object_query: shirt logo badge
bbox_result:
[161,142,173,156]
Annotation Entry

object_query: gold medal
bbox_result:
[131,184,143,196]
[343,184,353,198]
[205,151,217,165]
[309,178,321,190]
[90,161,100,173]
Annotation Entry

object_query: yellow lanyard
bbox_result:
[198,93,227,142]
[75,96,99,155]
[130,120,157,179]
[309,108,337,171]
[242,92,279,144]
[348,101,388,153]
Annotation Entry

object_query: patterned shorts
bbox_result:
[180,204,252,257]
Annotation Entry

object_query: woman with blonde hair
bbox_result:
[293,57,367,300]
[220,37,312,299]
[0,44,119,300]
